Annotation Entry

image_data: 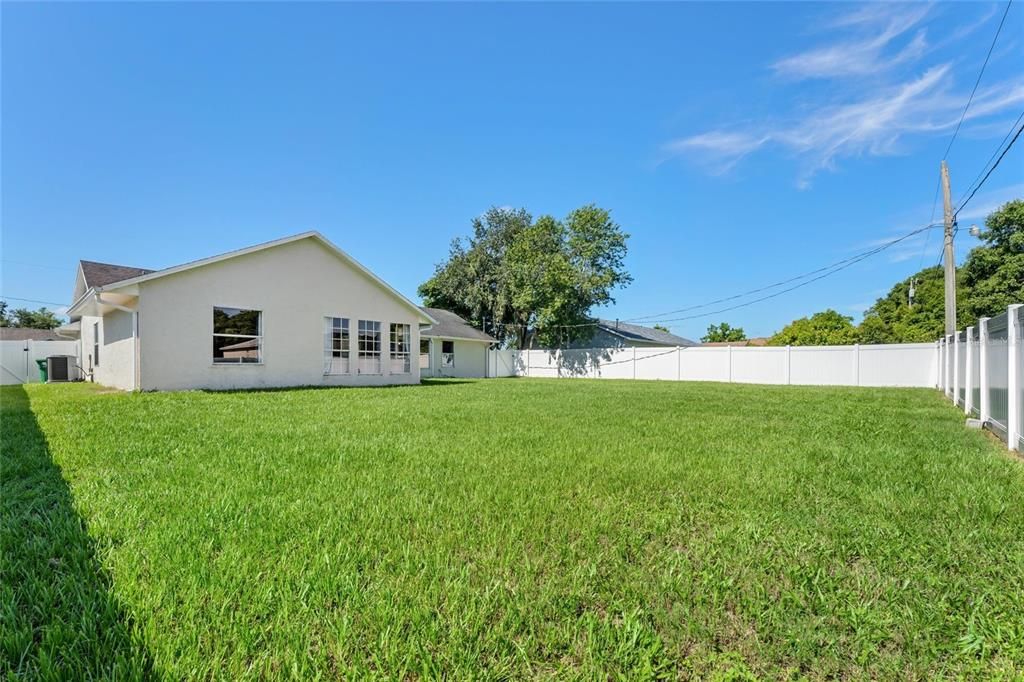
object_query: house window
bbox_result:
[357,320,381,374]
[390,323,411,374]
[324,317,350,375]
[93,322,100,367]
[419,339,431,369]
[442,340,455,367]
[213,306,262,363]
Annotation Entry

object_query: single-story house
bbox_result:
[566,319,698,348]
[58,232,436,391]
[418,307,496,378]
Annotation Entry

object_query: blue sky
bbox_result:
[2,2,1022,339]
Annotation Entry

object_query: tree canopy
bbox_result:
[0,302,62,329]
[419,205,631,348]
[701,322,746,343]
[858,199,1023,342]
[768,309,859,346]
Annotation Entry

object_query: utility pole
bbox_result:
[941,160,956,336]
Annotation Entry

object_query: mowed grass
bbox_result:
[3,379,1024,680]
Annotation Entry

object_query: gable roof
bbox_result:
[0,327,63,341]
[419,307,496,343]
[69,232,434,324]
[80,261,154,289]
[597,319,698,346]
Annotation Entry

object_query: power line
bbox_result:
[627,223,940,326]
[941,0,1014,160]
[0,295,69,307]
[488,221,941,332]
[954,115,1024,218]
[916,177,943,271]
[626,223,940,324]
[956,107,1024,210]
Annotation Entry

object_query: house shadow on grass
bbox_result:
[0,385,156,679]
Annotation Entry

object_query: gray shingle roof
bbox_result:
[80,260,154,289]
[419,307,496,343]
[0,327,63,341]
[597,319,698,346]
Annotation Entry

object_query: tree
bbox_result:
[701,322,746,343]
[652,324,671,333]
[769,309,859,346]
[857,199,1023,342]
[3,303,62,329]
[960,199,1024,322]
[419,205,631,348]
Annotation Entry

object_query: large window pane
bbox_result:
[213,336,261,363]
[213,306,262,363]
[214,307,260,336]
[324,316,350,375]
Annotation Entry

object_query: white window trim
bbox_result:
[390,323,412,374]
[213,306,263,365]
[324,316,351,376]
[357,320,383,375]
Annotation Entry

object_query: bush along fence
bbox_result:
[939,303,1023,452]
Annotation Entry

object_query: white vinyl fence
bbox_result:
[939,303,1022,451]
[0,339,79,385]
[490,342,938,388]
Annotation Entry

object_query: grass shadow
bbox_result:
[0,385,156,678]
[198,377,482,395]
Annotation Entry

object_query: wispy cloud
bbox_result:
[665,4,1022,187]
[668,66,1024,188]
[773,4,930,80]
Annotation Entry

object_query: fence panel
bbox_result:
[0,339,80,385]
[677,346,730,382]
[790,346,857,385]
[732,347,787,384]
[1016,306,1023,450]
[970,330,981,416]
[957,330,967,407]
[985,313,1010,438]
[858,343,938,387]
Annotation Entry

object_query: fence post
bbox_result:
[785,345,791,385]
[1008,304,1021,452]
[632,346,637,380]
[727,345,733,383]
[937,339,944,391]
[854,343,860,386]
[953,332,960,405]
[676,346,681,381]
[964,327,974,415]
[979,318,990,425]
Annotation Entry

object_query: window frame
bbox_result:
[357,319,382,374]
[324,316,351,375]
[212,306,263,365]
[389,323,411,374]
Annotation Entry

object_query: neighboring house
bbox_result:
[565,319,698,348]
[419,307,496,378]
[701,337,769,347]
[0,328,64,341]
[58,232,435,391]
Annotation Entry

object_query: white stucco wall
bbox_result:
[94,309,137,390]
[421,338,489,378]
[136,237,423,391]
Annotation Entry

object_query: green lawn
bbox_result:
[3,379,1023,680]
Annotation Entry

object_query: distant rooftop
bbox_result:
[597,319,698,347]
[420,307,496,343]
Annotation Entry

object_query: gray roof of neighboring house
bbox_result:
[80,260,154,289]
[0,327,63,341]
[597,319,698,346]
[419,307,496,343]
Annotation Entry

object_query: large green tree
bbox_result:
[769,309,859,346]
[858,199,1023,342]
[1,302,62,329]
[701,322,746,343]
[419,205,631,348]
